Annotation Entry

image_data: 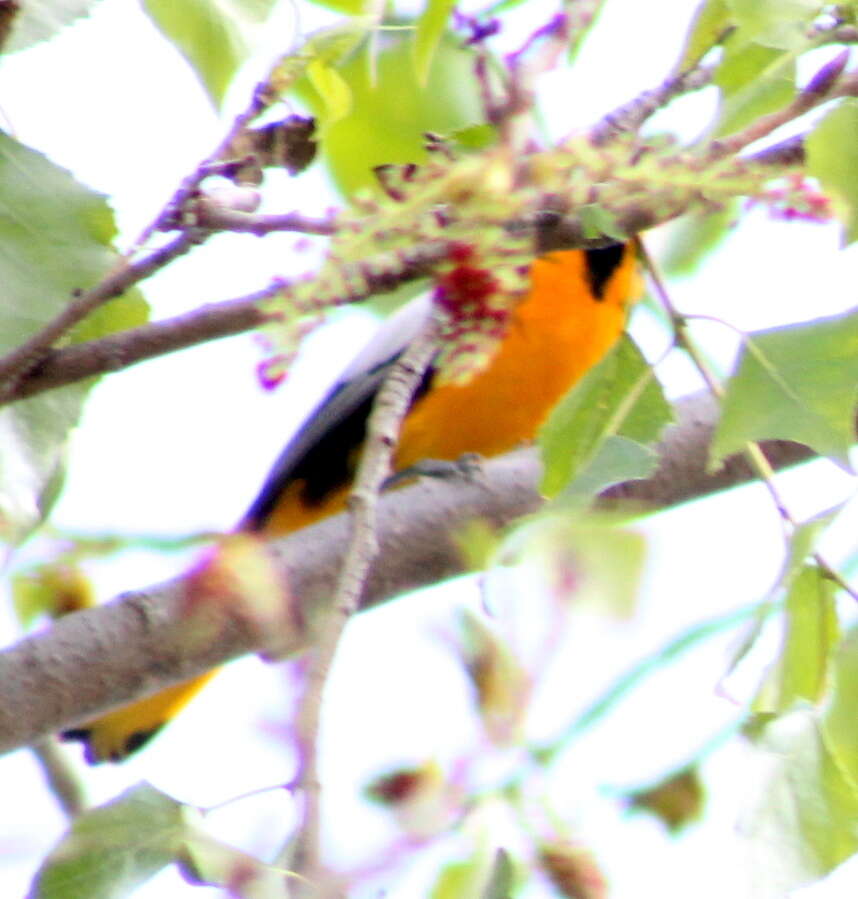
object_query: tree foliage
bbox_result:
[1,1,857,897]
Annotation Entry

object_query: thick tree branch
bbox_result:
[8,289,280,403]
[3,244,449,407]
[0,391,818,757]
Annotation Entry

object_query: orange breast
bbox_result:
[395,247,639,468]
[260,246,639,537]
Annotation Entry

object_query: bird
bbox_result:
[62,241,640,762]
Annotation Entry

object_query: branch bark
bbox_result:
[0,391,816,758]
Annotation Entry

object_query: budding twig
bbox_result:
[290,314,443,887]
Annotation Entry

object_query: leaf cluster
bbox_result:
[1,1,858,898]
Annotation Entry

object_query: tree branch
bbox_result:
[188,203,336,237]
[0,230,203,402]
[292,315,442,885]
[0,391,817,758]
[3,244,449,407]
[7,289,280,404]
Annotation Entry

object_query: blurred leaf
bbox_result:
[141,0,278,107]
[457,609,531,744]
[741,708,858,898]
[777,504,844,592]
[481,849,515,899]
[713,40,795,137]
[674,0,734,72]
[539,336,672,498]
[414,0,456,85]
[726,0,823,50]
[754,566,839,713]
[365,761,455,837]
[293,29,486,197]
[577,204,626,242]
[510,513,647,618]
[449,123,498,152]
[822,627,858,788]
[455,518,503,572]
[31,783,191,898]
[710,309,858,471]
[306,58,353,124]
[0,134,148,543]
[1,0,99,53]
[806,99,858,245]
[539,841,606,899]
[628,766,705,832]
[12,561,95,628]
[303,0,369,12]
[179,831,289,896]
[432,848,515,899]
[267,17,375,99]
[661,202,738,275]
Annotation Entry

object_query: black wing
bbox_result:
[242,295,435,529]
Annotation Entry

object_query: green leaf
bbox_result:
[306,58,353,125]
[480,849,515,899]
[754,566,840,713]
[778,504,845,591]
[267,17,375,98]
[303,0,369,12]
[710,309,858,471]
[31,783,192,899]
[179,831,289,896]
[539,335,673,499]
[726,0,823,50]
[0,134,148,543]
[432,848,517,899]
[674,0,735,72]
[714,40,796,137]
[431,856,490,899]
[577,204,626,242]
[822,627,858,789]
[806,99,858,245]
[449,123,498,152]
[413,0,457,85]
[293,29,486,197]
[141,0,278,108]
[561,435,659,502]
[742,708,858,897]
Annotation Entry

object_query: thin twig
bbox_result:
[0,230,203,401]
[705,51,854,161]
[30,738,87,818]
[639,239,858,603]
[189,204,337,236]
[290,314,443,888]
[125,83,273,255]
[750,133,806,167]
[589,60,716,146]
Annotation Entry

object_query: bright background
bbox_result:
[1,0,857,896]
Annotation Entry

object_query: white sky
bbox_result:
[1,1,857,897]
